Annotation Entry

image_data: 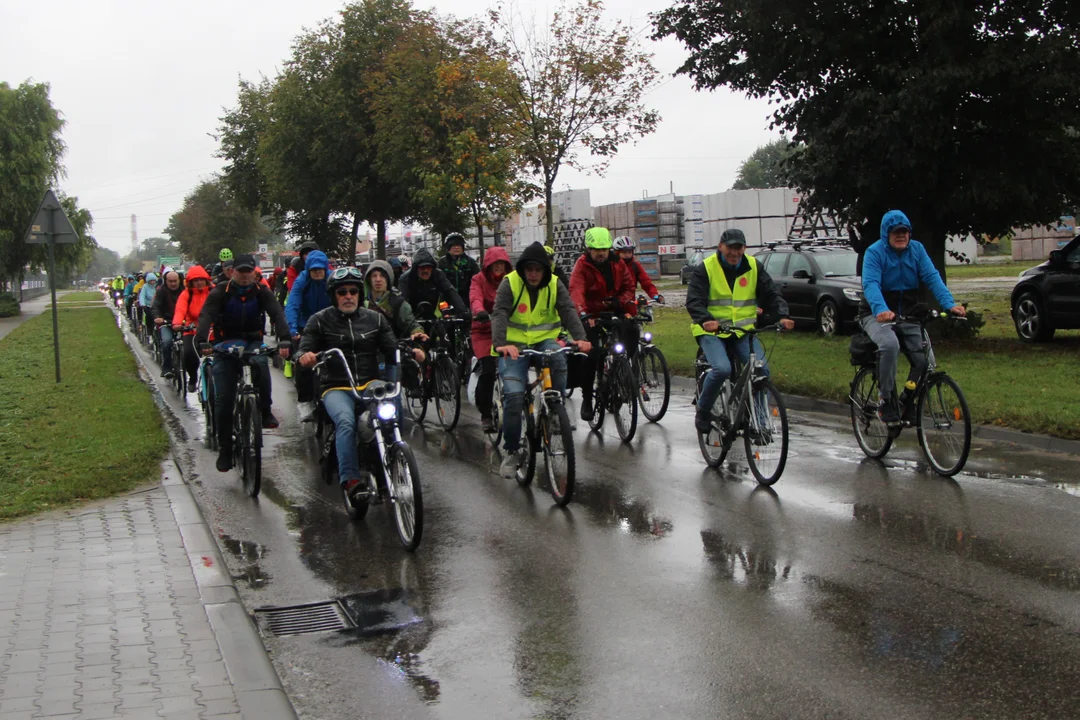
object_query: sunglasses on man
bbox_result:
[335,287,360,297]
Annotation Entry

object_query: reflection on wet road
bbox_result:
[131,327,1080,719]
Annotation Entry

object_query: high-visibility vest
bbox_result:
[690,253,759,338]
[501,271,562,348]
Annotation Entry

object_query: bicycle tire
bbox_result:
[542,402,576,506]
[319,413,337,486]
[516,410,537,486]
[611,357,638,442]
[487,375,504,445]
[203,371,217,451]
[744,380,788,486]
[406,366,428,423]
[172,345,185,397]
[588,363,605,431]
[916,374,971,477]
[434,356,461,430]
[637,347,671,422]
[849,366,893,459]
[696,372,730,468]
[240,396,262,498]
[389,442,424,551]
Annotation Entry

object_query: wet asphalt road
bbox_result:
[125,320,1080,720]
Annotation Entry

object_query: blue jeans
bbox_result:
[322,390,361,484]
[212,341,272,447]
[697,334,768,414]
[159,326,174,373]
[497,339,567,452]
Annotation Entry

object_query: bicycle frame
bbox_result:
[695,326,778,440]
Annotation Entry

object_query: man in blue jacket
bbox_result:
[860,210,966,425]
[286,250,331,413]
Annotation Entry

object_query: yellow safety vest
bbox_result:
[690,253,759,338]
[500,271,562,349]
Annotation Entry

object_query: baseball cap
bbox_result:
[233,254,257,271]
[720,229,747,246]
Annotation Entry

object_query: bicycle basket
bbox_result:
[848,332,876,366]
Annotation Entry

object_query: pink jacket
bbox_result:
[469,247,512,359]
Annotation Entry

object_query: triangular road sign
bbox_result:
[25,189,79,244]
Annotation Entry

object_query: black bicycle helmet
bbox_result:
[443,233,466,250]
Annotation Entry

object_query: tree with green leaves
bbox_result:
[85,246,121,280]
[491,0,660,242]
[370,14,531,258]
[732,139,801,190]
[163,178,261,265]
[654,0,1080,276]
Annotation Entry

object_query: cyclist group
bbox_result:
[109,208,966,506]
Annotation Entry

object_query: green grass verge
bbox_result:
[0,308,169,521]
[647,304,1080,439]
[946,260,1034,279]
[58,291,106,303]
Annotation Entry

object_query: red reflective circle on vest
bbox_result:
[739,277,748,287]
[518,303,528,314]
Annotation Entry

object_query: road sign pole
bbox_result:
[48,207,61,384]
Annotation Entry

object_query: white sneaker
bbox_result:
[499,450,523,479]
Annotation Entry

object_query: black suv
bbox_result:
[680,250,704,284]
[1010,234,1080,342]
[752,241,862,335]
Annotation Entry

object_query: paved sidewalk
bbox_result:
[0,291,72,342]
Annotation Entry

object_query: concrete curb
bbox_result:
[670,374,1080,456]
[118,308,299,720]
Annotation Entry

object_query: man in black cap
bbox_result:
[197,253,292,472]
[686,228,793,434]
[436,233,480,300]
[397,248,468,321]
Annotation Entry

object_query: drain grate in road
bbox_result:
[254,601,354,637]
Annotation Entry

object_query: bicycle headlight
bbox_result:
[377,402,397,421]
[613,343,625,354]
[643,332,652,343]
[843,288,863,302]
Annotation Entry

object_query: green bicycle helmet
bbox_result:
[544,244,555,256]
[219,248,234,262]
[584,227,613,250]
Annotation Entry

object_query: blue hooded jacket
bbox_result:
[861,210,955,317]
[138,273,158,307]
[286,250,331,335]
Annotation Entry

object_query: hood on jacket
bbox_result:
[412,248,437,268]
[305,250,329,272]
[880,210,912,244]
[515,242,552,287]
[185,265,211,286]
[364,260,395,290]
[483,247,512,278]
[144,272,158,284]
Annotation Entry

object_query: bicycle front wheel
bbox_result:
[849,366,893,459]
[637,347,670,422]
[588,362,605,431]
[389,442,423,551]
[406,364,428,423]
[743,380,788,486]
[240,396,262,497]
[916,374,971,477]
[203,371,217,451]
[541,402,576,506]
[487,375,504,445]
[516,410,537,487]
[434,356,461,430]
[611,358,638,443]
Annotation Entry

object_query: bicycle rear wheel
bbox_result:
[487,375,504,445]
[406,363,428,423]
[434,356,461,430]
[541,402,576,506]
[240,396,262,497]
[172,346,185,396]
[389,442,424,551]
[696,374,729,468]
[916,374,971,477]
[611,358,638,442]
[587,364,605,431]
[744,380,788,486]
[849,366,893,459]
[637,347,670,422]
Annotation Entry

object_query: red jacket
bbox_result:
[469,247,511,359]
[622,257,659,298]
[569,254,636,317]
[173,265,211,335]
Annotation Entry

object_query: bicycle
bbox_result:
[168,324,195,398]
[313,348,424,550]
[848,309,971,476]
[693,324,789,485]
[198,353,217,450]
[582,314,638,442]
[207,341,282,498]
[504,345,578,507]
[405,312,466,430]
[149,323,164,367]
[630,297,670,423]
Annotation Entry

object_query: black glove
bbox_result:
[605,297,621,311]
[475,311,490,323]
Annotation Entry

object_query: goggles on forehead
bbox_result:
[331,266,364,282]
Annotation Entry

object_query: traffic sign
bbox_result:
[24,189,79,244]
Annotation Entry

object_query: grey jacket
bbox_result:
[491,275,586,348]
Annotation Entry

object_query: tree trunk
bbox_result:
[544,181,555,245]
[472,201,485,263]
[349,214,361,265]
[376,219,387,261]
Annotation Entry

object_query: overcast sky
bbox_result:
[1,0,777,256]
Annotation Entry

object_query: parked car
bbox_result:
[753,241,862,335]
[1010,234,1080,342]
[680,250,705,284]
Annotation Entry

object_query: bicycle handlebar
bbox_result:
[312,348,400,402]
[518,345,580,357]
[706,323,785,336]
[882,310,967,326]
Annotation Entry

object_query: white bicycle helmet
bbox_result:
[612,235,635,251]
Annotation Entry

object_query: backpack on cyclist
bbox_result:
[848,332,876,366]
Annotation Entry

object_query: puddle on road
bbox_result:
[218,532,271,589]
[700,528,793,589]
[572,482,674,539]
